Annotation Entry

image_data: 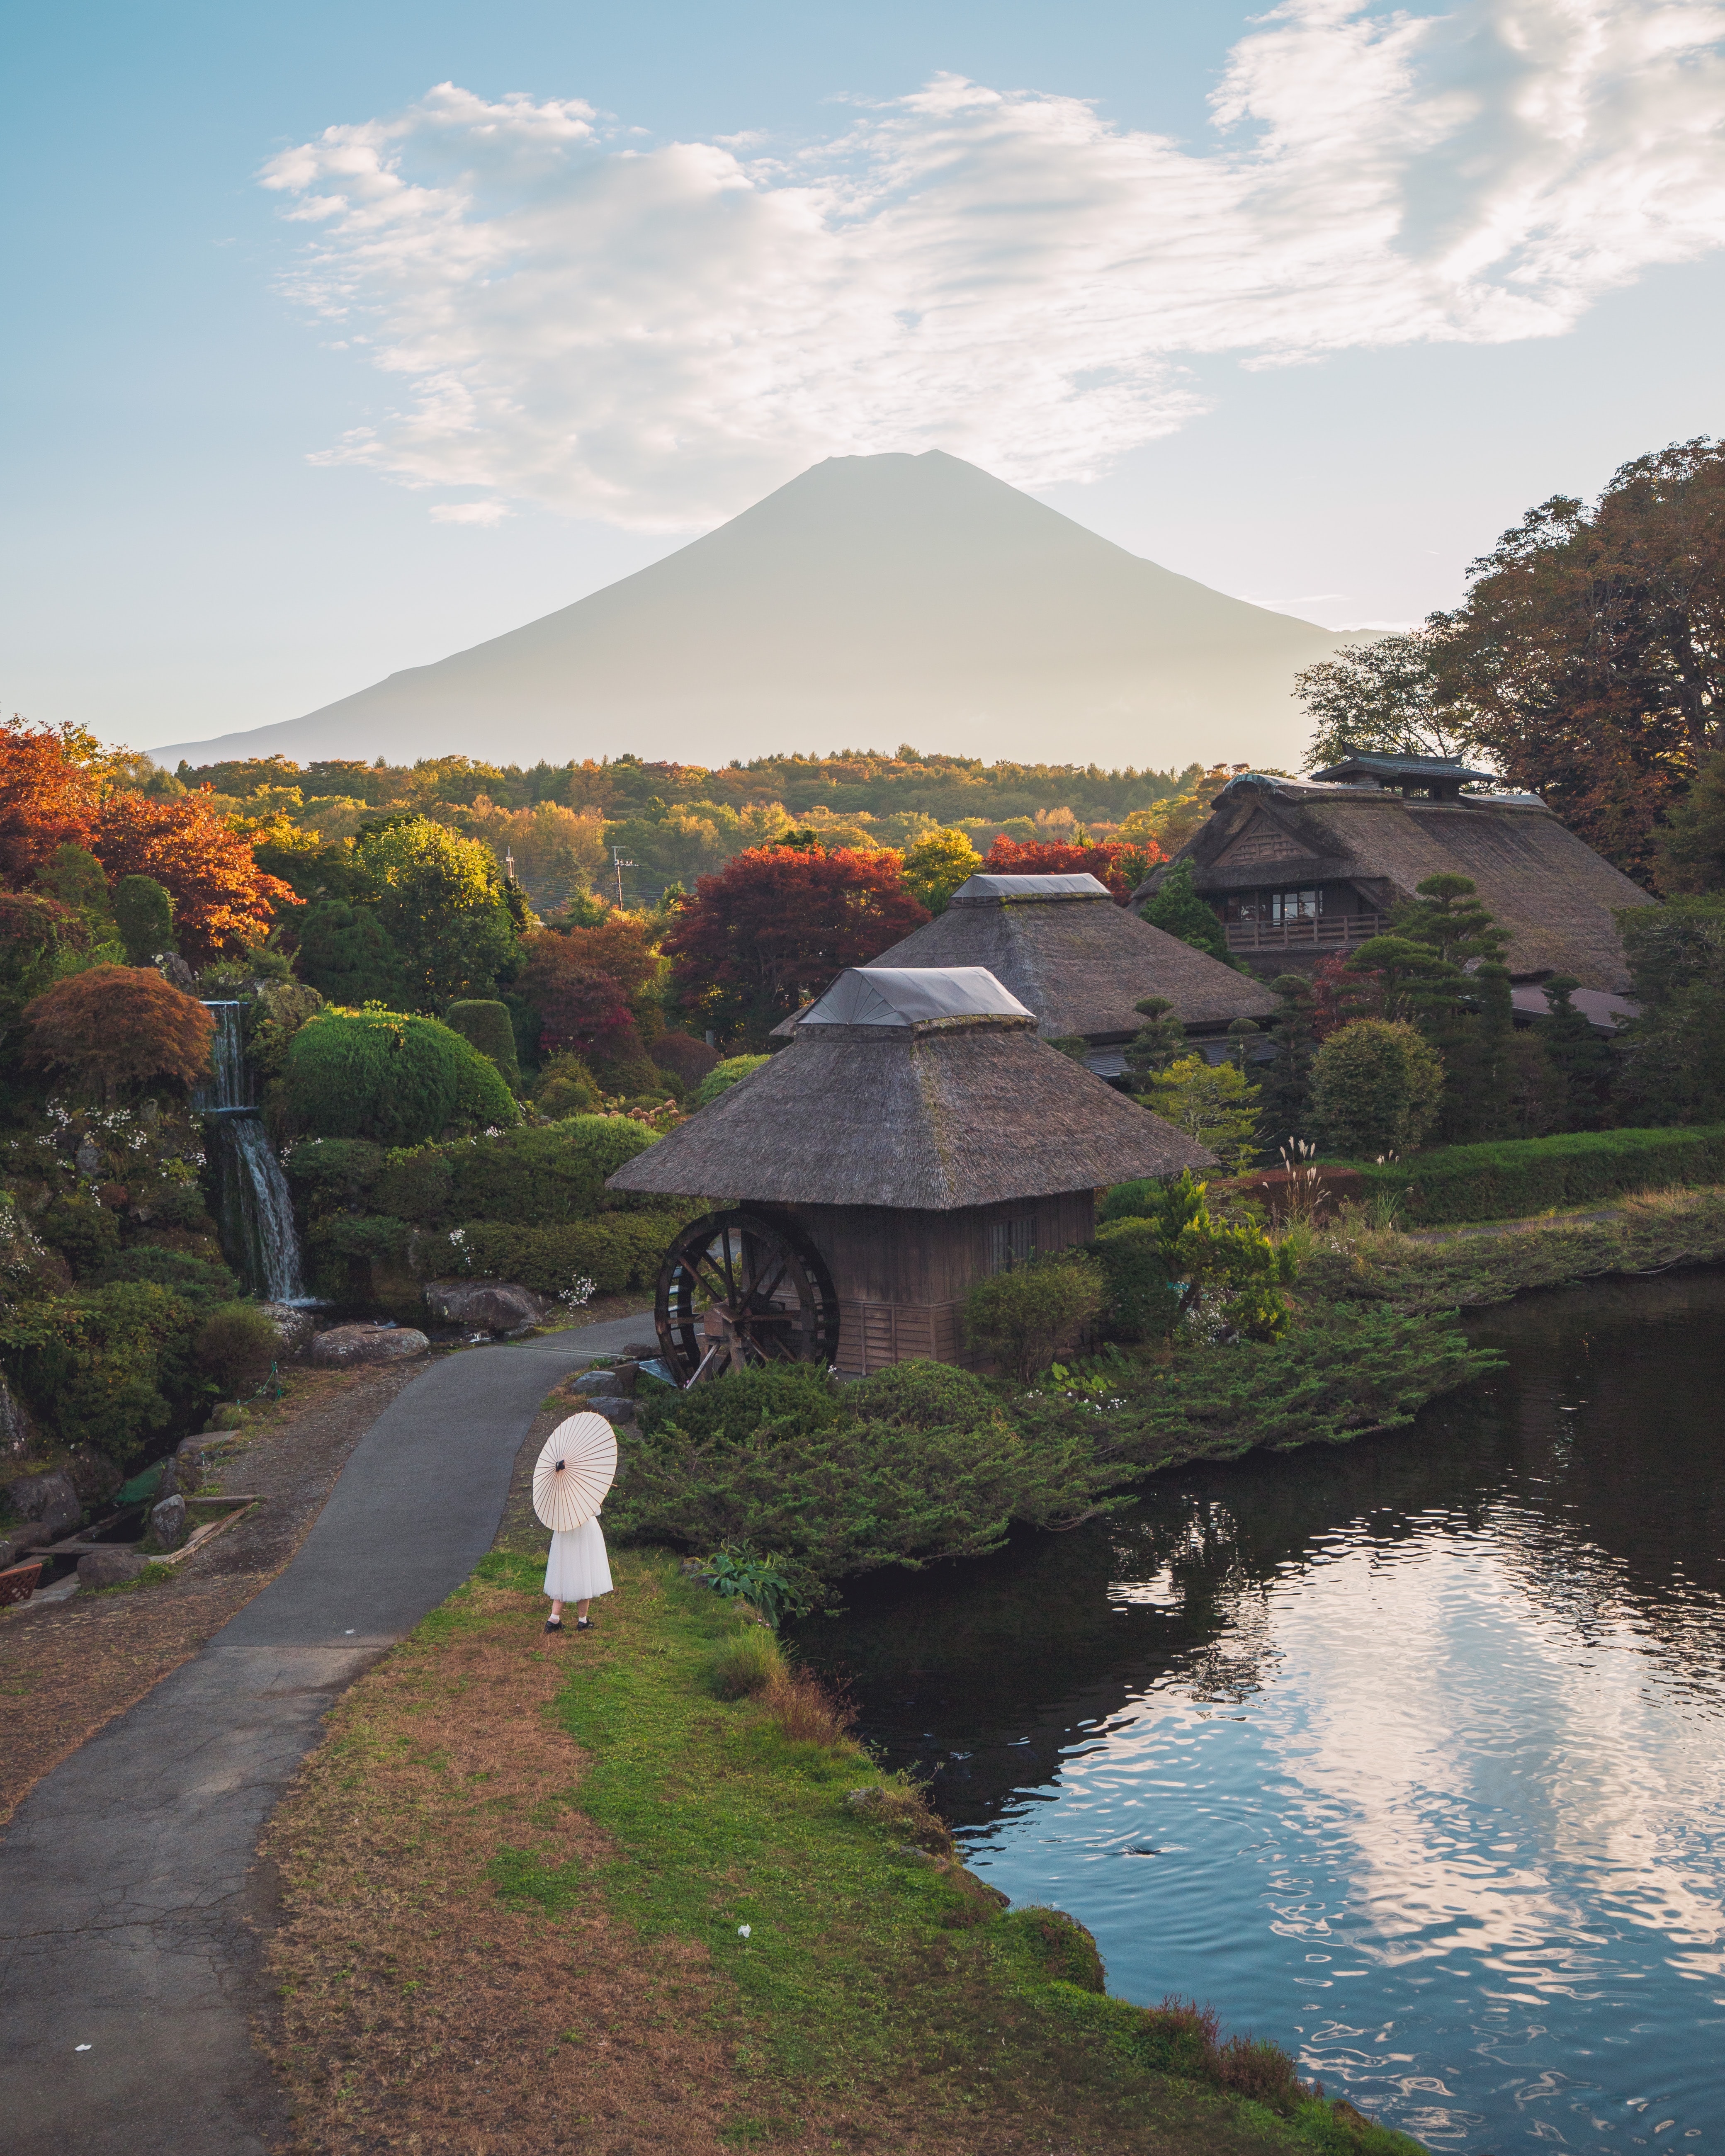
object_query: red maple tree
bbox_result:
[518,933,635,1058]
[980,835,1141,903]
[23,964,214,1102]
[0,720,97,887]
[92,791,294,964]
[662,845,930,1043]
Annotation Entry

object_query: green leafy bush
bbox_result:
[1092,1170,1295,1342]
[89,1246,239,1307]
[112,875,174,965]
[194,1301,281,1394]
[451,1211,688,1296]
[1098,1176,1172,1224]
[443,999,522,1092]
[694,1054,769,1107]
[1307,1017,1444,1159]
[309,1214,409,1264]
[285,1138,384,1208]
[1089,1218,1184,1341]
[1334,1123,1725,1224]
[0,1280,196,1460]
[445,1117,658,1225]
[372,1149,455,1227]
[534,1054,602,1117]
[963,1253,1106,1380]
[38,1196,122,1277]
[293,898,413,1009]
[283,1008,521,1146]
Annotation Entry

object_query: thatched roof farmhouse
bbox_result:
[774,872,1274,1071]
[610,965,1211,1372]
[1137,758,1653,993]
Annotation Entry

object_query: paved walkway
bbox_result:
[0,1326,640,2155]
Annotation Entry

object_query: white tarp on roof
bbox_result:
[950,872,1110,902]
[799,966,1033,1027]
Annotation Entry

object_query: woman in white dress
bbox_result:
[545,1513,613,1632]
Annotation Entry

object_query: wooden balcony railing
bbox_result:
[1223,912,1385,952]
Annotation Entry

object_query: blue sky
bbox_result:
[5,1,1723,756]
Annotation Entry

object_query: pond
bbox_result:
[799,1271,1725,2151]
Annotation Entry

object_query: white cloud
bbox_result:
[428,500,513,525]
[262,3,1725,529]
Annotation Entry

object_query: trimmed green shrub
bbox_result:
[285,1138,384,1208]
[112,875,174,966]
[962,1253,1105,1380]
[372,1150,455,1227]
[449,1210,689,1296]
[283,1008,521,1146]
[309,1214,409,1264]
[89,1247,239,1307]
[1090,1218,1183,1341]
[1334,1123,1725,1225]
[1099,1175,1179,1225]
[534,1054,602,1117]
[446,1117,658,1224]
[443,999,522,1092]
[636,1359,850,1446]
[695,1054,770,1107]
[194,1301,281,1394]
[1307,1017,1444,1159]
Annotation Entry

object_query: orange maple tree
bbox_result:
[23,964,214,1101]
[980,834,1139,903]
[0,720,97,886]
[92,791,294,964]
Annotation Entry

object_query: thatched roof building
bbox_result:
[610,966,1211,1372]
[1135,767,1652,992]
[773,872,1274,1067]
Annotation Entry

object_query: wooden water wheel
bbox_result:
[654,1208,840,1385]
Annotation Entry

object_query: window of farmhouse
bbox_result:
[987,1216,1038,1273]
[1222,888,1324,924]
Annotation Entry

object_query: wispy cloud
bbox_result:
[428,500,513,525]
[262,3,1725,528]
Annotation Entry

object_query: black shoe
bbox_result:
[576,1617,593,1631]
[545,1617,562,1632]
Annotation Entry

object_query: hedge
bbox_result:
[1331,1124,1725,1225]
[448,1209,691,1297]
[284,1008,521,1146]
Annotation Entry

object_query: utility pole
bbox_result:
[613,846,636,909]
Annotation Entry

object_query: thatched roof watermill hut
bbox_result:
[773,872,1275,1076]
[607,964,1213,1381]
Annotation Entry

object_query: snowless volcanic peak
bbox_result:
[155,452,1348,770]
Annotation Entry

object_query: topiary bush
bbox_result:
[194,1301,281,1394]
[962,1253,1106,1380]
[1307,1018,1444,1160]
[534,1053,602,1117]
[1334,1122,1725,1224]
[652,1030,719,1090]
[442,999,522,1092]
[282,1008,522,1146]
[112,875,174,966]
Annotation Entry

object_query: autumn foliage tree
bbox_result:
[517,935,634,1058]
[0,719,97,885]
[980,834,1141,902]
[23,965,214,1102]
[663,844,930,1044]
[92,791,294,964]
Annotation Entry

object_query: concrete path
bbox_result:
[0,1327,631,2155]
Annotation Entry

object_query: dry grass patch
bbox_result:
[261,1575,740,2155]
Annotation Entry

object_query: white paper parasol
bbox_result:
[532,1413,618,1533]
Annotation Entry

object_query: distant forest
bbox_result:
[168,747,1223,911]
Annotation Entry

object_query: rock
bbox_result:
[3,1470,82,1540]
[63,1447,122,1505]
[78,1548,149,1589]
[573,1366,638,1397]
[577,1396,636,1426]
[174,1437,207,1478]
[0,1377,36,1461]
[422,1280,546,1333]
[143,1494,187,1552]
[75,1139,102,1175]
[154,1451,202,1503]
[623,1340,660,1361]
[0,1523,50,1567]
[257,1302,316,1359]
[311,1324,431,1368]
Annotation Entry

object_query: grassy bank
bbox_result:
[262,1547,1419,2154]
[1307,1185,1725,1314]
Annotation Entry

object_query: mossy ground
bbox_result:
[262,1548,1420,2154]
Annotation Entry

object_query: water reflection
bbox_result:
[799,1271,1725,2149]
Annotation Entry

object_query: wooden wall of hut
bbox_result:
[785,1192,1096,1374]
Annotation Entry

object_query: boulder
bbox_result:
[3,1470,81,1541]
[423,1281,546,1333]
[154,1452,201,1503]
[78,1548,150,1590]
[573,1366,638,1398]
[257,1302,316,1359]
[623,1340,660,1361]
[174,1437,207,1479]
[0,1377,36,1461]
[143,1494,187,1553]
[576,1396,636,1427]
[63,1447,122,1505]
[311,1324,431,1369]
[0,1524,51,1569]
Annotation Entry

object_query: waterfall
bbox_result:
[197,1000,308,1304]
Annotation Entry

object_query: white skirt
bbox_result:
[544,1518,613,1602]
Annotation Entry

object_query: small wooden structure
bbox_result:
[608,965,1213,1378]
